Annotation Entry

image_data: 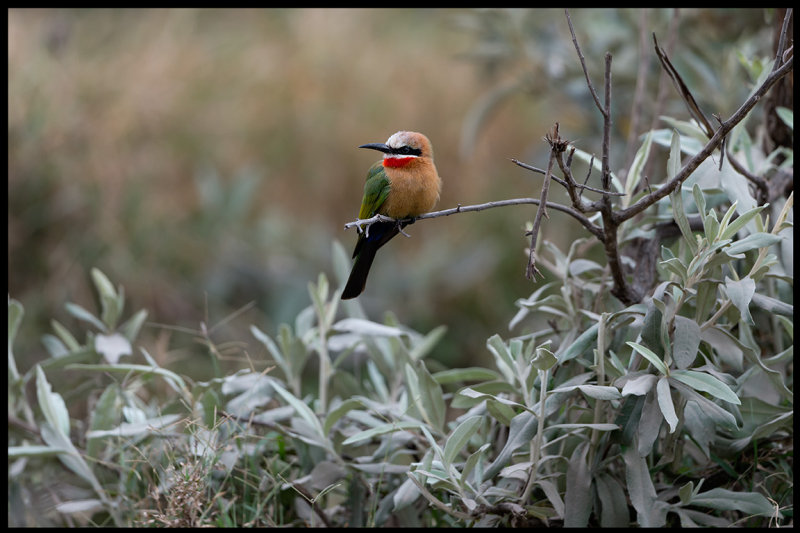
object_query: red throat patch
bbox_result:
[382,157,415,168]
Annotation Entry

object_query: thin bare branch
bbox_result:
[601,52,613,191]
[565,9,605,116]
[774,8,793,63]
[343,196,605,241]
[525,125,565,280]
[616,40,794,223]
[510,158,624,197]
[653,33,715,139]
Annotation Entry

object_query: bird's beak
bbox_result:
[358,142,392,153]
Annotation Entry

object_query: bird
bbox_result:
[341,131,441,300]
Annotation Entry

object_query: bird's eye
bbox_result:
[396,145,421,156]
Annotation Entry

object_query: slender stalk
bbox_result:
[590,313,608,455]
[521,367,550,503]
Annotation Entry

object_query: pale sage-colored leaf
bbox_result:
[483,410,537,480]
[90,268,117,303]
[691,183,706,218]
[718,205,766,241]
[409,325,447,362]
[672,381,738,431]
[640,297,665,358]
[750,293,793,317]
[342,421,424,446]
[307,460,347,492]
[717,201,739,239]
[557,323,599,363]
[271,381,325,439]
[624,445,667,527]
[627,342,668,375]
[620,373,658,396]
[701,326,743,371]
[720,158,758,213]
[41,334,68,359]
[550,384,621,400]
[393,476,421,511]
[86,414,181,438]
[119,309,148,342]
[94,333,131,364]
[91,268,122,330]
[40,422,103,495]
[568,258,603,276]
[68,361,187,396]
[49,319,80,352]
[8,444,71,458]
[680,481,695,505]
[251,324,290,379]
[332,317,407,338]
[56,499,105,515]
[486,334,515,383]
[443,416,482,468]
[461,442,490,487]
[775,106,793,129]
[725,232,782,255]
[689,487,775,516]
[656,376,678,433]
[65,302,106,331]
[36,365,70,436]
[625,130,654,208]
[722,276,756,325]
[670,370,741,405]
[457,387,527,409]
[704,211,720,243]
[432,367,501,384]
[596,472,629,527]
[564,442,591,527]
[411,361,446,432]
[532,345,557,372]
[549,423,619,431]
[323,397,363,435]
[637,389,662,456]
[672,316,701,369]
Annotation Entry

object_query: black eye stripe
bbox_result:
[392,145,422,156]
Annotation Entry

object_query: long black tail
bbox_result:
[341,221,401,299]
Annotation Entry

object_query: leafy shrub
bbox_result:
[8,9,792,528]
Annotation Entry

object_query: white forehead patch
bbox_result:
[386,131,414,149]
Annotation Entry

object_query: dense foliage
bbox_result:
[8,8,792,528]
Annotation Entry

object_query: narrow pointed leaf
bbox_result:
[627,342,668,375]
[443,416,482,468]
[656,376,678,433]
[36,366,70,436]
[670,370,740,405]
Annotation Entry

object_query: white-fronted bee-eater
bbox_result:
[341,131,441,299]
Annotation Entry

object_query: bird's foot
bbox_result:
[396,217,415,238]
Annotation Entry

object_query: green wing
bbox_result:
[358,161,391,219]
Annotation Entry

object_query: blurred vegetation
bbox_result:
[8,8,792,527]
[9,8,777,371]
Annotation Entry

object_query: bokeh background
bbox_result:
[8,8,777,373]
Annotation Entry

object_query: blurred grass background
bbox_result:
[8,8,775,373]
